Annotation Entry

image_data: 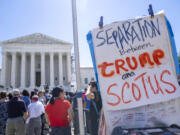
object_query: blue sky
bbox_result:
[0,0,179,67]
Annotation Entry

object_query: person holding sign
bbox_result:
[86,81,102,135]
[87,11,180,134]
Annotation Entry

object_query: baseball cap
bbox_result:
[32,95,39,100]
[12,89,20,96]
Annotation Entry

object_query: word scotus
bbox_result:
[106,69,176,106]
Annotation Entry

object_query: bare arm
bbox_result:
[86,93,92,100]
[24,112,29,119]
[45,113,50,125]
[86,92,95,100]
[68,106,74,121]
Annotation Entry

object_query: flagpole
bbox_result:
[71,0,85,135]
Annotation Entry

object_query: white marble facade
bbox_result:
[80,67,95,89]
[0,33,72,90]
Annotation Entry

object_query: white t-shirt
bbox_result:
[26,101,45,123]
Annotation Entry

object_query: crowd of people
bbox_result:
[0,81,103,135]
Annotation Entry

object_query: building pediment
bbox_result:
[1,33,72,45]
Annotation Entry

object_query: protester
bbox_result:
[7,92,13,100]
[30,91,36,100]
[38,90,47,134]
[6,89,28,135]
[82,88,87,100]
[38,90,46,105]
[65,92,71,103]
[71,92,80,135]
[21,89,31,109]
[0,91,8,135]
[44,89,51,104]
[83,92,91,134]
[45,87,74,135]
[86,81,102,135]
[27,95,45,135]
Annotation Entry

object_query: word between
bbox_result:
[98,49,164,77]
[106,69,176,106]
[119,42,153,56]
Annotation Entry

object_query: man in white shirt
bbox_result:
[27,95,45,135]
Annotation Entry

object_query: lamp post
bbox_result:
[71,0,85,135]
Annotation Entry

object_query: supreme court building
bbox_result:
[0,33,72,90]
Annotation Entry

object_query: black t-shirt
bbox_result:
[7,97,27,118]
[89,92,102,118]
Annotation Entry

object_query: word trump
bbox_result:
[98,49,164,77]
[106,69,176,106]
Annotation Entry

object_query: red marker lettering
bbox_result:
[122,82,132,104]
[98,62,115,77]
[153,49,165,65]
[160,70,176,94]
[115,59,128,74]
[126,56,138,70]
[135,72,149,99]
[132,83,141,101]
[139,52,154,67]
[107,83,121,106]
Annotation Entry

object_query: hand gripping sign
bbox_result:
[87,11,180,134]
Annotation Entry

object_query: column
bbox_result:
[30,52,35,88]
[50,52,54,88]
[1,51,7,87]
[58,52,63,85]
[41,52,45,87]
[20,52,26,89]
[11,52,16,88]
[67,52,71,83]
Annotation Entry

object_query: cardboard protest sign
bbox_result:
[87,11,180,111]
[108,98,180,129]
[87,11,180,134]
